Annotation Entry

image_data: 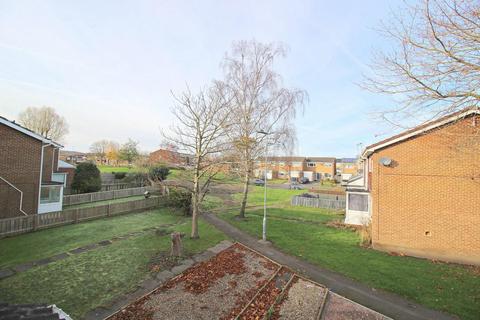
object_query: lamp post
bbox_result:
[257,130,270,242]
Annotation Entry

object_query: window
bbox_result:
[322,162,332,167]
[40,186,62,204]
[278,161,285,166]
[292,162,303,166]
[325,173,331,178]
[348,193,369,212]
[307,162,316,167]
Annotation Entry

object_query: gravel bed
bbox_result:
[238,267,293,320]
[321,292,389,320]
[108,244,278,320]
[275,276,327,320]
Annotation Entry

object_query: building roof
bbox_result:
[0,115,63,148]
[58,159,76,169]
[337,158,357,163]
[0,303,72,320]
[362,107,480,158]
[266,156,306,162]
[305,157,336,163]
[60,150,87,156]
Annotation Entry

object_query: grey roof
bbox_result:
[266,156,306,162]
[305,157,336,163]
[60,150,87,157]
[58,160,76,169]
[337,158,357,163]
[0,302,71,319]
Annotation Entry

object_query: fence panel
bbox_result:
[0,196,164,238]
[63,186,156,206]
[291,195,346,210]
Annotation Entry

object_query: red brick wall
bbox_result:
[42,145,54,182]
[370,115,480,265]
[53,148,59,172]
[0,124,42,217]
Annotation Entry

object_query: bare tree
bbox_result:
[90,140,110,164]
[163,84,231,238]
[18,106,69,141]
[363,0,480,124]
[220,40,307,218]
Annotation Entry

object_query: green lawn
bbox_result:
[63,195,149,210]
[0,209,227,318]
[220,206,480,320]
[233,186,305,207]
[97,165,143,173]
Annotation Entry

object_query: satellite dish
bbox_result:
[379,157,392,166]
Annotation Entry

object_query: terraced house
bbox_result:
[345,107,480,265]
[0,116,66,219]
[254,156,336,181]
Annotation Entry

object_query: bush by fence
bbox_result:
[0,197,164,238]
[63,186,158,206]
[291,195,345,210]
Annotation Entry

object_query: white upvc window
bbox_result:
[52,172,68,187]
[348,193,369,212]
[40,185,62,204]
[307,162,316,167]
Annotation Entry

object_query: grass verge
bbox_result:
[0,218,225,318]
[220,207,480,320]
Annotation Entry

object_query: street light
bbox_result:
[257,130,270,243]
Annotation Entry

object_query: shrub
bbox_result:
[358,223,372,247]
[149,165,170,181]
[166,188,192,215]
[71,162,102,194]
[114,172,127,180]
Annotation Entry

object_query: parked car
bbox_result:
[254,179,265,186]
[299,177,309,184]
[290,183,302,190]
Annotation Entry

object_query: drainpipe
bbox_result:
[0,176,28,216]
[38,143,49,213]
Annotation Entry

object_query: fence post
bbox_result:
[74,208,79,224]
[90,193,93,203]
[32,215,37,231]
[107,203,111,217]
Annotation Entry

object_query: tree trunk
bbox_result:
[170,232,183,257]
[239,169,250,218]
[191,166,200,239]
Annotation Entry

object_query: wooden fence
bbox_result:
[63,186,158,206]
[63,182,143,195]
[291,195,346,210]
[0,197,164,238]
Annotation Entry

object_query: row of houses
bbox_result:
[253,157,358,182]
[344,107,480,265]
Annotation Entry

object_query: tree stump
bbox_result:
[170,232,184,257]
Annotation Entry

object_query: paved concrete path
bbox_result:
[202,212,457,320]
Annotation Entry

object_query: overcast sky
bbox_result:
[0,0,403,157]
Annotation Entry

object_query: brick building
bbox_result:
[149,148,194,168]
[0,116,66,218]
[254,156,336,181]
[336,158,359,182]
[345,108,480,265]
